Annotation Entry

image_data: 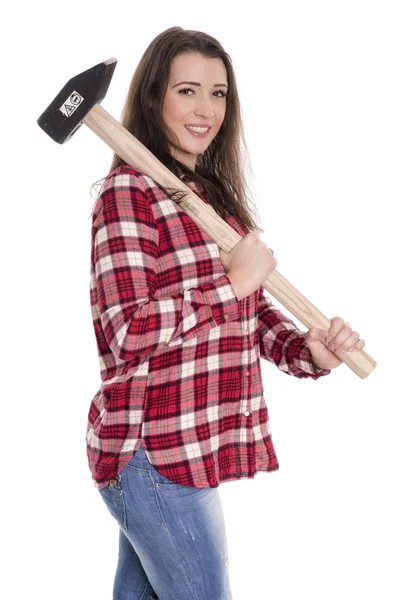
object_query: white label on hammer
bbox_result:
[59,91,84,117]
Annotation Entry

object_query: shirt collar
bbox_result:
[176,166,205,195]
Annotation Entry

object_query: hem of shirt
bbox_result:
[90,459,280,490]
[216,463,280,487]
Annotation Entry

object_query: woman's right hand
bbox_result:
[219,230,277,301]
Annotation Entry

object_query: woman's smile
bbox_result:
[184,124,212,138]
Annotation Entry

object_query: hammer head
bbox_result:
[37,58,117,144]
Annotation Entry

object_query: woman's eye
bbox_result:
[179,88,226,97]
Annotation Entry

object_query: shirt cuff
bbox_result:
[203,274,241,326]
[292,332,332,378]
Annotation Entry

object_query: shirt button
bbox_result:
[245,371,250,377]
[244,411,250,416]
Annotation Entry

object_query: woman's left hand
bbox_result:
[303,317,365,370]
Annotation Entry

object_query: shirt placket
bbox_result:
[240,299,251,418]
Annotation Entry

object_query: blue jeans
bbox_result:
[98,445,234,600]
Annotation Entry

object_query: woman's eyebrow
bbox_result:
[172,81,228,88]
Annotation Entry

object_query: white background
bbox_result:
[2,1,398,598]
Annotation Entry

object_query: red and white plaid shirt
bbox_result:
[86,165,331,490]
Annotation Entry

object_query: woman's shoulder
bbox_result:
[91,165,152,220]
[106,164,188,198]
[105,164,150,191]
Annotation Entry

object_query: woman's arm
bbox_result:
[93,171,241,362]
[257,287,331,379]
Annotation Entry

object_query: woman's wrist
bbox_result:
[226,273,245,301]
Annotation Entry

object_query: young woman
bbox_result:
[86,26,365,600]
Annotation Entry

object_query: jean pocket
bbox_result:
[98,475,128,531]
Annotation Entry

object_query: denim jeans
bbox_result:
[98,444,234,600]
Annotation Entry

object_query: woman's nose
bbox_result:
[195,96,215,118]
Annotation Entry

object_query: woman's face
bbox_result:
[162,52,228,171]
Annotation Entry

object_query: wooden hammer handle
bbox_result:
[83,104,376,379]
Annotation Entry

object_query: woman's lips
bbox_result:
[184,126,211,138]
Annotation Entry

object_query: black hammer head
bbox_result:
[37,58,117,144]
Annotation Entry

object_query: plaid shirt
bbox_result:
[86,165,331,490]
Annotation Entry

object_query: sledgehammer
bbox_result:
[37,58,376,378]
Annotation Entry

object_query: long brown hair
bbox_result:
[91,26,262,232]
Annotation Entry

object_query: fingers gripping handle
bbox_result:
[261,271,376,379]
